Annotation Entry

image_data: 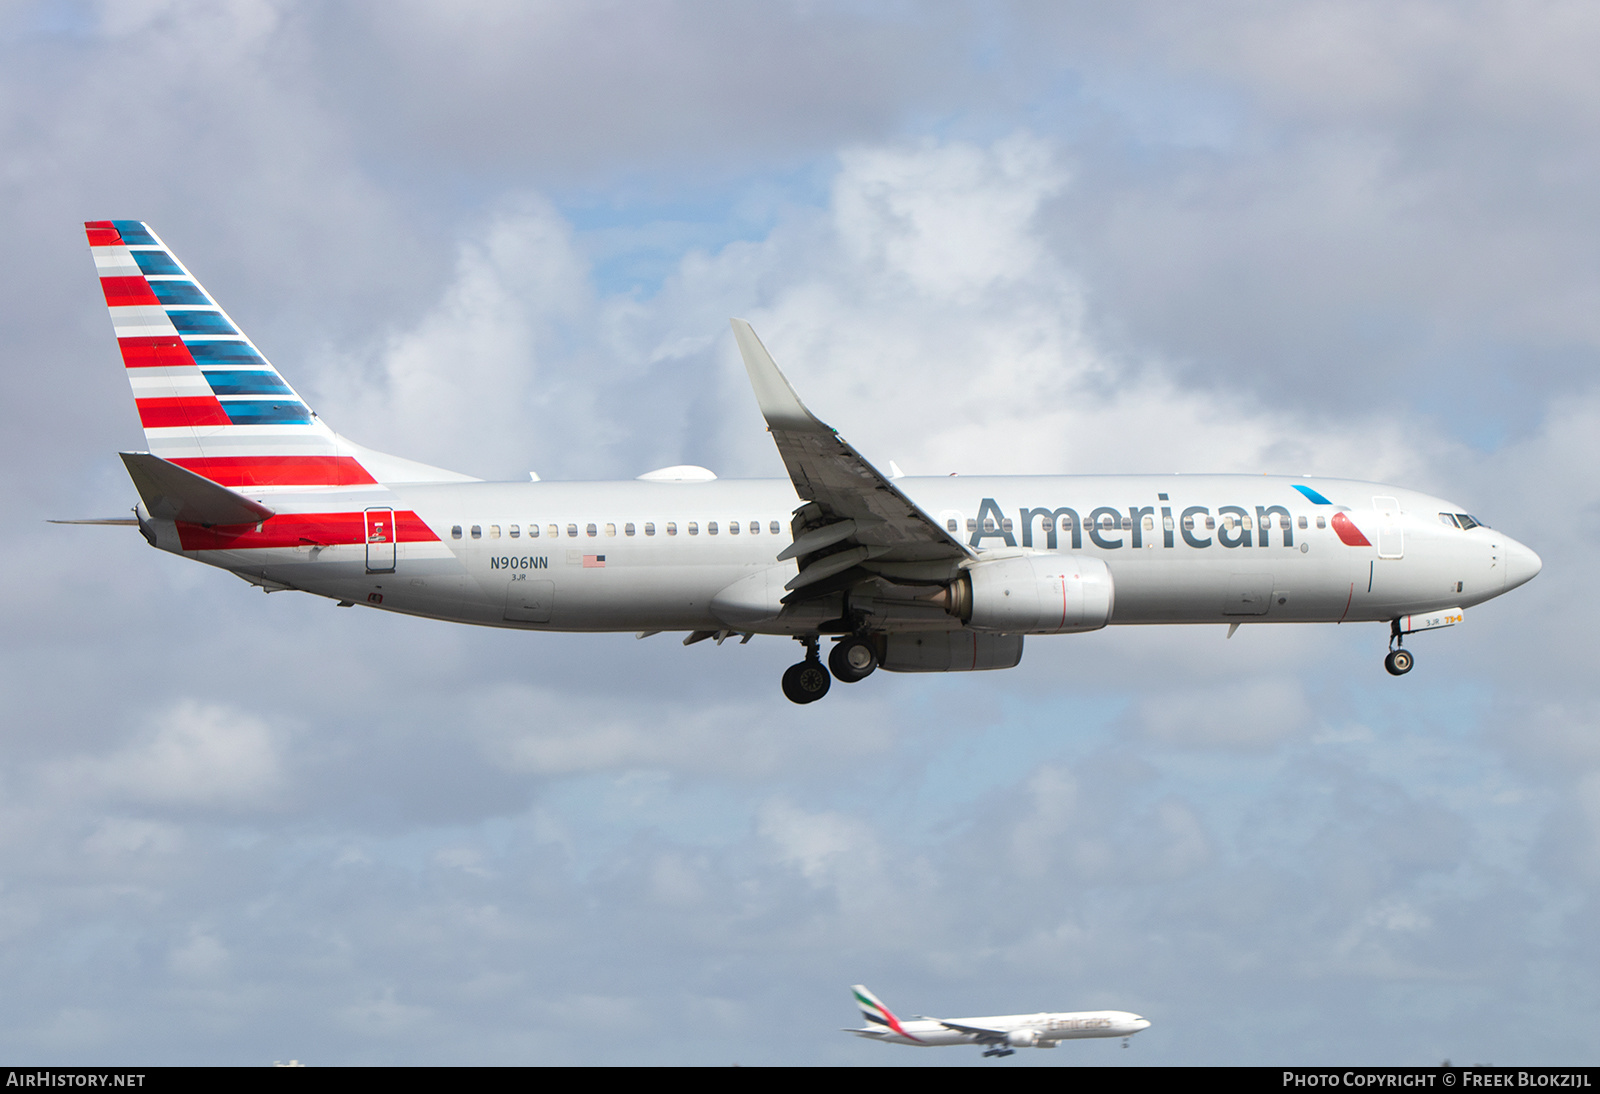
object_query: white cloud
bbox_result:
[51,700,286,812]
[1133,678,1311,750]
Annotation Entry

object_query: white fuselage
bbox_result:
[141,473,1539,639]
[858,1009,1152,1047]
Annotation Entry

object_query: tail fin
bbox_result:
[86,221,472,491]
[852,985,915,1038]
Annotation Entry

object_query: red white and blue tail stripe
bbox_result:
[86,220,472,493]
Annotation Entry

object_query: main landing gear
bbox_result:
[1385,618,1414,676]
[981,1046,1015,1058]
[781,634,880,703]
[781,637,831,704]
[828,635,878,683]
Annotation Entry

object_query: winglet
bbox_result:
[730,319,827,433]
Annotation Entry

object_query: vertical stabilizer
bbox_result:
[852,985,920,1040]
[85,221,473,491]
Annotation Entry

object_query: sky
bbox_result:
[0,0,1595,1066]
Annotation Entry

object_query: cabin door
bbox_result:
[365,507,396,573]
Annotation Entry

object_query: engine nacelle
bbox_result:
[880,631,1024,673]
[950,554,1114,634]
[1005,1029,1041,1048]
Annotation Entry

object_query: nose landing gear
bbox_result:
[1385,618,1414,676]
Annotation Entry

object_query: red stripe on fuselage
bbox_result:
[100,276,159,305]
[118,336,195,368]
[136,396,231,428]
[176,510,438,551]
[169,455,378,488]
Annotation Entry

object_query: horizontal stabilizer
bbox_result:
[120,452,276,526]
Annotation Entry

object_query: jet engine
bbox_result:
[1005,1029,1041,1048]
[945,554,1114,634]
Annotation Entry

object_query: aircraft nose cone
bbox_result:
[1503,538,1542,591]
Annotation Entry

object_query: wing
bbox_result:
[730,319,972,602]
[938,1020,1010,1044]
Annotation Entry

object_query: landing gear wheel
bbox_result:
[829,636,878,682]
[1384,648,1414,676]
[782,659,832,704]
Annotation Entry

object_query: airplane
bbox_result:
[74,220,1542,704]
[844,984,1151,1057]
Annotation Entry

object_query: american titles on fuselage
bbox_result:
[78,220,1542,704]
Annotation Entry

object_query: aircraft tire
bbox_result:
[782,660,832,703]
[1384,648,1414,676]
[829,637,878,683]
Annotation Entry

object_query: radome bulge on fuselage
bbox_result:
[77,221,1542,703]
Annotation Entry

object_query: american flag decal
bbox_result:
[583,555,606,568]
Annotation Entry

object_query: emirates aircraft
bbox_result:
[74,221,1542,703]
[845,984,1150,1057]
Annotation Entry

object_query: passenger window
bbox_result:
[605,523,616,537]
[1101,515,1115,529]
[471,525,482,539]
[1315,516,1326,529]
[708,521,718,535]
[1206,516,1215,530]
[749,521,759,534]
[1121,516,1132,530]
[644,522,655,536]
[1142,516,1154,531]
[489,524,501,539]
[1162,515,1173,531]
[666,522,677,536]
[688,522,699,535]
[769,521,780,534]
[528,524,539,537]
[1061,516,1074,530]
[1297,516,1307,530]
[728,520,740,534]
[567,524,577,538]
[451,525,462,539]
[967,518,977,532]
[586,523,597,537]
[509,524,520,538]
[1001,518,1013,533]
[625,523,635,536]
[946,518,958,532]
[983,518,995,532]
[1242,516,1252,530]
[1182,516,1194,530]
[548,524,559,538]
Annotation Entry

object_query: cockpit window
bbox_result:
[1457,513,1487,530]
[1439,512,1461,528]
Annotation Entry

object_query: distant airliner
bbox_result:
[845,984,1150,1057]
[75,221,1541,702]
